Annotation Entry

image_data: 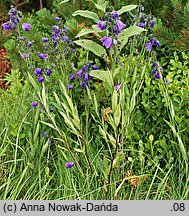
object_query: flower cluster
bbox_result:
[145,35,160,51]
[133,4,156,29]
[2,7,22,30]
[97,11,126,49]
[151,61,162,79]
[68,63,98,89]
[34,67,53,83]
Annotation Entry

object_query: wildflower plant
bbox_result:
[2,3,166,198]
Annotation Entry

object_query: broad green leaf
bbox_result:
[76,25,104,38]
[89,70,114,88]
[59,0,69,4]
[74,39,107,58]
[76,29,96,38]
[117,5,137,15]
[119,25,146,38]
[118,25,146,51]
[95,2,107,12]
[72,10,99,23]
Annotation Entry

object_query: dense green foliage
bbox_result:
[0,1,188,200]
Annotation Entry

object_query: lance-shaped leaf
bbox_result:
[72,10,99,23]
[89,70,114,89]
[59,0,69,4]
[117,5,137,15]
[95,2,107,12]
[118,25,146,52]
[74,39,107,58]
[76,25,104,38]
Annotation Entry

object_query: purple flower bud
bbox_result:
[19,36,25,40]
[101,36,113,49]
[31,101,38,108]
[92,65,99,70]
[97,20,108,31]
[64,26,70,30]
[49,107,54,112]
[67,84,73,90]
[53,41,57,48]
[42,132,47,137]
[23,53,29,59]
[46,69,52,76]
[77,69,83,77]
[152,68,157,74]
[38,53,48,60]
[156,40,161,47]
[150,20,155,28]
[52,63,56,68]
[70,48,77,53]
[37,76,44,83]
[84,73,89,81]
[48,138,51,145]
[133,17,136,22]
[52,25,60,33]
[115,83,121,91]
[111,11,119,19]
[65,161,74,169]
[69,73,75,81]
[145,42,152,51]
[42,37,48,42]
[138,22,146,28]
[34,68,42,76]
[26,41,32,48]
[80,81,87,89]
[155,73,161,79]
[54,17,60,21]
[150,38,156,45]
[22,23,32,31]
[152,61,158,67]
[63,36,70,43]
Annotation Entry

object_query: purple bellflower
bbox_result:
[101,36,113,49]
[31,101,38,108]
[65,161,74,169]
[97,20,108,31]
[22,23,32,31]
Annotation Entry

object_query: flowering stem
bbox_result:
[106,127,119,198]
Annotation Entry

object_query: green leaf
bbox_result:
[27,73,39,91]
[117,5,137,15]
[95,2,107,12]
[76,29,96,38]
[74,39,107,58]
[59,0,69,4]
[114,105,121,127]
[118,26,146,52]
[89,70,114,88]
[72,10,99,23]
[112,90,118,113]
[76,25,104,38]
[120,25,146,38]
